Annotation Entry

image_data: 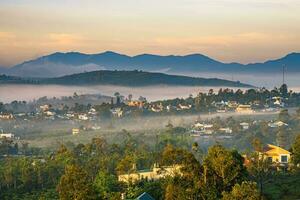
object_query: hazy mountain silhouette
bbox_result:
[0,70,252,87]
[2,51,300,77]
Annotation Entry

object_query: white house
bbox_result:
[240,122,250,130]
[0,133,15,139]
[268,121,288,128]
[78,114,89,121]
[219,127,233,134]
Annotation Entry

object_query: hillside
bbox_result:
[2,51,300,78]
[0,70,252,87]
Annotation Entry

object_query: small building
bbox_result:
[177,104,192,110]
[240,122,250,130]
[127,100,145,108]
[111,108,123,117]
[261,144,291,165]
[236,105,253,113]
[40,104,50,112]
[0,113,14,120]
[135,192,155,200]
[88,108,97,115]
[192,123,214,134]
[72,128,80,135]
[268,121,288,128]
[45,111,56,116]
[118,164,181,183]
[228,101,238,108]
[78,114,89,121]
[219,127,233,134]
[0,133,15,139]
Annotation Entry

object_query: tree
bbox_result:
[57,164,96,200]
[93,171,121,199]
[278,109,290,123]
[291,134,300,166]
[276,126,288,148]
[222,181,260,200]
[247,151,272,198]
[203,145,247,197]
[279,84,288,98]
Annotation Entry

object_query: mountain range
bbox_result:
[0,51,299,78]
[0,70,252,88]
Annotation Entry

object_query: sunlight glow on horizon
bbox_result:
[0,0,300,66]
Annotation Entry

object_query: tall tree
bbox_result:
[57,164,96,200]
[291,134,300,167]
[222,181,260,200]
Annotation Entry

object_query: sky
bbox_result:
[0,0,300,67]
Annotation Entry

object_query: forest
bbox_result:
[1,108,300,200]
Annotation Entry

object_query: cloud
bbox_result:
[0,32,16,41]
[45,33,86,46]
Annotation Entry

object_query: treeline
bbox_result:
[1,127,300,200]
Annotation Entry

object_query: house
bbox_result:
[45,111,56,116]
[0,113,14,120]
[135,192,155,200]
[192,123,214,134]
[88,108,97,115]
[72,128,80,135]
[111,108,123,117]
[261,144,291,165]
[228,101,238,108]
[219,127,233,134]
[240,122,250,130]
[0,133,14,139]
[272,97,284,107]
[177,104,192,110]
[127,100,145,108]
[39,104,50,112]
[194,122,204,129]
[268,121,288,128]
[150,103,163,112]
[78,114,89,121]
[118,164,181,183]
[236,105,254,113]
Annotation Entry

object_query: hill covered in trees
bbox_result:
[0,70,252,87]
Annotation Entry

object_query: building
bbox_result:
[0,133,14,139]
[192,123,214,134]
[240,122,250,130]
[111,108,123,117]
[219,127,233,134]
[261,144,291,165]
[268,121,288,128]
[45,111,56,116]
[118,164,181,183]
[236,105,254,113]
[72,128,80,135]
[127,100,145,108]
[39,104,50,112]
[0,113,14,120]
[78,114,89,121]
[177,104,192,110]
[135,192,155,200]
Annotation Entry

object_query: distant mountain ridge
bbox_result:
[1,51,300,77]
[0,70,252,88]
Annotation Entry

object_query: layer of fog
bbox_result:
[175,72,300,88]
[0,84,250,103]
[13,110,281,149]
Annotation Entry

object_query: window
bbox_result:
[281,155,288,163]
[267,157,273,163]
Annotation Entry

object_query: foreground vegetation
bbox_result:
[1,123,300,199]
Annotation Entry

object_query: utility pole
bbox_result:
[282,64,286,85]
